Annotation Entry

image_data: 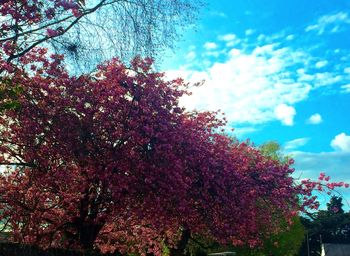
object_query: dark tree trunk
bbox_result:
[79,222,103,252]
[169,229,191,256]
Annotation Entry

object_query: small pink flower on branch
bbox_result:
[46,28,60,37]
[72,8,82,17]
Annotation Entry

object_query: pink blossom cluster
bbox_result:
[298,175,349,209]
[0,0,82,59]
[55,0,79,11]
[46,28,58,37]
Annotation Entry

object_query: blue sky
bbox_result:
[162,0,350,209]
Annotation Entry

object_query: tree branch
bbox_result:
[0,162,35,167]
[6,0,112,62]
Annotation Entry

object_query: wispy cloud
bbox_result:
[167,24,350,127]
[284,138,310,150]
[290,133,350,194]
[185,51,196,61]
[245,29,254,36]
[203,42,218,50]
[292,150,350,209]
[218,33,237,41]
[286,34,295,41]
[256,31,287,44]
[209,11,227,18]
[232,127,259,138]
[305,12,350,35]
[315,60,328,69]
[342,84,350,93]
[171,43,313,126]
[307,113,323,124]
[218,33,241,47]
[291,133,350,207]
[257,34,266,42]
[298,69,344,88]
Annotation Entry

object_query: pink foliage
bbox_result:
[46,28,60,37]
[0,1,82,60]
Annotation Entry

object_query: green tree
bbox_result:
[259,141,289,163]
[259,217,305,256]
[185,217,304,256]
[255,141,304,256]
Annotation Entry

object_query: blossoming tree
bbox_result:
[0,47,347,255]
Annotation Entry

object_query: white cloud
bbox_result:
[210,11,227,18]
[219,33,236,41]
[225,41,239,47]
[257,34,265,42]
[315,60,328,69]
[229,48,241,56]
[305,12,350,35]
[342,84,350,93]
[245,29,254,36]
[167,43,314,125]
[284,138,310,150]
[297,69,314,81]
[313,72,342,87]
[203,42,218,50]
[307,113,323,124]
[344,67,350,74]
[286,34,295,41]
[166,30,350,126]
[203,51,220,58]
[331,25,340,33]
[185,51,196,61]
[188,45,196,51]
[331,133,350,152]
[274,104,296,126]
[254,31,287,44]
[232,127,259,138]
[218,33,241,47]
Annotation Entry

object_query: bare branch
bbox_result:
[1,0,201,71]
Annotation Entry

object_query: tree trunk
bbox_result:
[169,229,191,256]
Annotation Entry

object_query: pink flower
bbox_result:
[45,8,55,19]
[331,206,339,213]
[318,172,325,180]
[58,0,79,10]
[46,28,59,37]
[72,8,82,17]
